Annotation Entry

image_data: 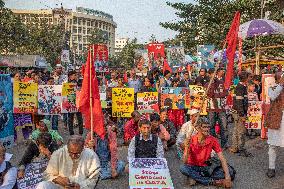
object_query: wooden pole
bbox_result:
[90,45,94,140]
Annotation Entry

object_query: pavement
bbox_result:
[8,123,284,189]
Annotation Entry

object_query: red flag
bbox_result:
[224,11,241,89]
[78,47,105,139]
[163,59,172,74]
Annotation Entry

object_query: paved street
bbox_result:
[8,123,284,189]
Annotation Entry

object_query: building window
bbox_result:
[72,27,77,33]
[87,21,90,26]
[78,19,82,25]
[95,22,98,27]
[78,27,82,33]
[73,19,77,24]
[79,44,83,50]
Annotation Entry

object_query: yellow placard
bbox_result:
[112,88,135,117]
[13,82,38,113]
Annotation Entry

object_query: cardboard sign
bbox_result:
[13,82,38,113]
[61,83,77,113]
[188,85,208,115]
[17,159,48,189]
[14,114,33,129]
[135,49,150,72]
[262,74,275,104]
[38,85,62,115]
[0,75,14,148]
[129,158,174,189]
[112,88,134,117]
[166,47,185,72]
[137,92,159,113]
[160,87,190,109]
[197,45,215,69]
[245,101,262,129]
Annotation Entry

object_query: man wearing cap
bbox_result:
[53,64,67,85]
[176,109,199,159]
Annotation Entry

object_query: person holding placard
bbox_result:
[160,108,177,148]
[128,119,164,159]
[180,117,234,188]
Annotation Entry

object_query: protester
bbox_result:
[36,135,101,189]
[265,72,284,178]
[53,64,67,85]
[0,144,17,188]
[160,108,177,148]
[207,68,228,148]
[252,75,262,100]
[128,69,142,93]
[67,71,83,135]
[150,113,170,150]
[85,114,125,180]
[180,117,233,188]
[124,111,141,145]
[128,119,164,159]
[176,109,199,159]
[229,71,252,157]
[30,119,63,146]
[107,71,118,88]
[140,77,157,92]
[195,68,210,86]
[18,132,58,179]
[179,71,192,87]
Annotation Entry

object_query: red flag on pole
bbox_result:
[224,11,241,89]
[163,59,172,74]
[78,46,105,139]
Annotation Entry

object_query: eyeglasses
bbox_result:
[68,150,82,158]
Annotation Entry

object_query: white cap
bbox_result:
[187,109,199,115]
[56,64,63,68]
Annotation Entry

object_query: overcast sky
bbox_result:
[4,0,194,43]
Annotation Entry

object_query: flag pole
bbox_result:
[90,45,94,140]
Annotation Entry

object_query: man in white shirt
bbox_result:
[36,135,101,189]
[176,109,199,159]
[0,144,17,189]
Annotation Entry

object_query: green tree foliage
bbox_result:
[0,3,65,67]
[161,0,284,58]
[88,28,109,44]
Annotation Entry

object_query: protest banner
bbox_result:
[61,83,77,113]
[197,45,215,69]
[0,75,14,148]
[160,87,190,109]
[17,158,48,189]
[112,88,134,117]
[14,114,33,129]
[188,85,207,115]
[129,158,174,189]
[147,43,165,70]
[262,74,275,104]
[13,82,38,113]
[166,46,185,72]
[245,101,262,129]
[135,49,150,75]
[93,44,109,72]
[137,92,159,113]
[38,85,62,115]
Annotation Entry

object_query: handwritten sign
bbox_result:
[188,85,207,115]
[61,83,77,113]
[137,92,159,113]
[14,114,33,129]
[245,101,262,129]
[0,74,14,148]
[112,88,134,117]
[38,85,62,115]
[129,158,174,189]
[160,87,190,109]
[13,82,38,113]
[17,159,48,189]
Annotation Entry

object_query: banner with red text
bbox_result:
[137,92,159,113]
[147,43,165,70]
[93,44,109,72]
[62,83,78,113]
[245,101,262,129]
[129,158,174,189]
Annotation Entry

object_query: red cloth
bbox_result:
[163,59,172,74]
[124,119,139,143]
[78,47,106,139]
[186,135,222,166]
[224,11,241,89]
[167,109,184,130]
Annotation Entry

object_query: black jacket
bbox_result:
[233,83,248,117]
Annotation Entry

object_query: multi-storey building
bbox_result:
[12,7,117,57]
[115,37,129,54]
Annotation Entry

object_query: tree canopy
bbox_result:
[161,0,284,58]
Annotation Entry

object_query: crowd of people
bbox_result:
[0,63,283,189]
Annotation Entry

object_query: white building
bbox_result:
[115,37,129,53]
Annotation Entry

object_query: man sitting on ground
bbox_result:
[180,117,233,188]
[0,144,17,188]
[36,135,101,189]
[176,109,199,159]
[150,113,170,150]
[128,119,164,159]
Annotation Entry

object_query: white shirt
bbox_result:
[43,146,101,189]
[0,153,17,189]
[176,120,197,145]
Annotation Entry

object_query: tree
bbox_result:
[161,0,284,58]
[88,28,109,44]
